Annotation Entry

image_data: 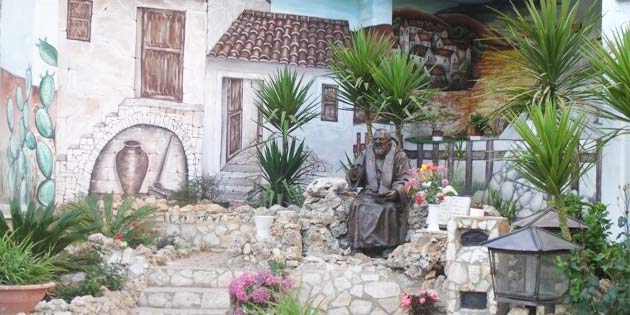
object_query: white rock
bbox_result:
[364,282,400,299]
[331,291,352,307]
[349,300,373,315]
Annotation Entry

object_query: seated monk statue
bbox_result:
[346,128,412,255]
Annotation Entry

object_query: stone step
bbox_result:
[220,175,260,187]
[130,307,229,315]
[138,287,230,309]
[146,267,238,288]
[221,163,259,173]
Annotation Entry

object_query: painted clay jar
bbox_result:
[116,140,149,195]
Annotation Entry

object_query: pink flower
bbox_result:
[233,308,245,315]
[401,292,412,308]
[251,287,271,304]
[420,289,427,296]
[420,297,426,304]
[437,165,446,173]
[441,178,449,187]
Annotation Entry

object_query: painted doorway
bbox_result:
[222,77,262,165]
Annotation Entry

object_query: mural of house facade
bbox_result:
[0,0,623,232]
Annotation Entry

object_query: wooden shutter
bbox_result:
[321,84,338,122]
[67,0,93,41]
[141,8,185,101]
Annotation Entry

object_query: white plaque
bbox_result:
[438,196,471,226]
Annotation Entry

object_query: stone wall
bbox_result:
[445,216,509,315]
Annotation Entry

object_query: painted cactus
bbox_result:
[2,41,57,206]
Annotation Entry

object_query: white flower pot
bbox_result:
[470,208,485,217]
[426,204,441,231]
[254,215,275,241]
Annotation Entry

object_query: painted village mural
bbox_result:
[0,0,598,206]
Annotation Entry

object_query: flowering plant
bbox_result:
[405,163,457,204]
[229,268,293,314]
[114,221,158,248]
[401,290,440,315]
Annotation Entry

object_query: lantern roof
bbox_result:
[483,226,578,253]
[512,208,589,230]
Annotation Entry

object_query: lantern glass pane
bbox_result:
[492,251,538,298]
[538,254,570,299]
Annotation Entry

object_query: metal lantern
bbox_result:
[482,226,578,309]
[512,208,589,233]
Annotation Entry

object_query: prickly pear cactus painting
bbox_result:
[2,39,58,207]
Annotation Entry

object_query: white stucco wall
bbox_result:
[204,59,383,176]
[601,0,630,240]
[55,0,208,156]
[207,0,270,55]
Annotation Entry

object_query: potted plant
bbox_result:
[468,111,490,140]
[417,107,453,141]
[0,234,57,314]
[404,163,458,231]
[253,207,275,241]
[401,290,440,315]
[228,267,293,314]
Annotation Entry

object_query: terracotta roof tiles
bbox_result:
[209,10,351,68]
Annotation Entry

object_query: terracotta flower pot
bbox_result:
[116,140,149,195]
[0,282,55,315]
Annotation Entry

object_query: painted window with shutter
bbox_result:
[140,8,185,102]
[67,0,93,41]
[321,84,338,122]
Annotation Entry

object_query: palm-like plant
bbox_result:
[488,0,598,119]
[588,28,630,128]
[508,102,592,240]
[371,52,433,144]
[328,29,392,141]
[254,138,309,207]
[255,67,318,139]
[0,200,97,257]
[63,194,157,240]
[253,67,317,207]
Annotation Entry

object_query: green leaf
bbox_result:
[9,135,19,159]
[6,98,14,132]
[36,142,53,179]
[37,179,55,207]
[25,67,32,98]
[37,38,58,67]
[39,73,55,109]
[19,116,27,145]
[19,178,29,205]
[25,131,37,150]
[35,108,54,138]
[15,86,24,111]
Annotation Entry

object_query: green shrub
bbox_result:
[171,174,223,206]
[54,262,125,303]
[251,294,321,315]
[63,195,157,248]
[0,200,97,257]
[559,202,630,314]
[0,234,57,285]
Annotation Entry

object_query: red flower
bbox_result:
[437,195,445,202]
[415,195,424,205]
[131,221,138,228]
[139,226,145,232]
[149,229,156,234]
[133,233,139,237]
[114,233,123,240]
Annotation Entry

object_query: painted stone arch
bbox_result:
[88,124,189,195]
[58,100,203,201]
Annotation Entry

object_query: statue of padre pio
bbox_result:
[346,128,412,254]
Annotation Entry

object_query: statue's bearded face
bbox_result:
[373,131,392,157]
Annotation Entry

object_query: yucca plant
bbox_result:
[0,200,97,257]
[588,28,630,130]
[488,0,598,119]
[328,28,392,142]
[508,102,593,240]
[371,51,433,144]
[253,138,309,207]
[250,294,321,315]
[62,194,157,246]
[255,67,318,139]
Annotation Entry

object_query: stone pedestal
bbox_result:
[445,216,509,315]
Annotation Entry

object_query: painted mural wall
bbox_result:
[393,0,601,136]
[0,0,59,206]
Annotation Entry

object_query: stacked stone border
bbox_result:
[56,98,204,202]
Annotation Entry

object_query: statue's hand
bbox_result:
[380,190,398,202]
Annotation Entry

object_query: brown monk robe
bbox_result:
[346,129,412,251]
